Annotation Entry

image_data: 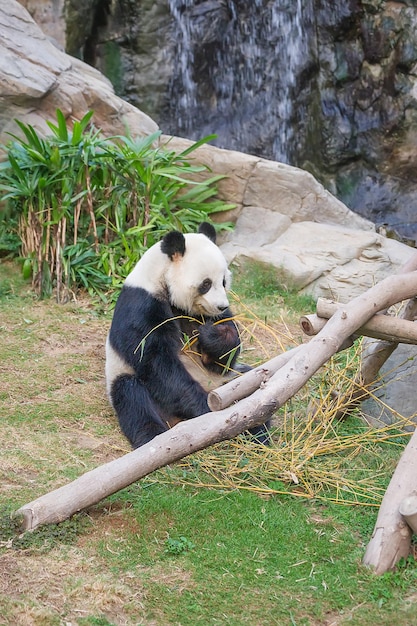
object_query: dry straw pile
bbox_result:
[152,297,411,507]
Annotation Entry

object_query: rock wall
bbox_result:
[22,0,417,243]
[18,0,66,49]
[2,0,415,302]
[312,0,417,243]
[0,1,157,154]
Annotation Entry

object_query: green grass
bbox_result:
[231,258,316,321]
[0,260,417,626]
[101,484,367,624]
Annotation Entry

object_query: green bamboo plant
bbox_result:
[0,110,234,304]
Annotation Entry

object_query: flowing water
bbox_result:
[167,0,315,163]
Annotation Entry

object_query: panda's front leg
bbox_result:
[197,315,241,374]
[110,373,169,448]
[145,352,211,422]
[198,318,271,445]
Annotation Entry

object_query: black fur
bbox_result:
[108,286,242,448]
[173,306,240,373]
[174,309,271,444]
[198,222,217,243]
[197,319,240,371]
[159,222,215,259]
[190,317,271,444]
[160,231,186,259]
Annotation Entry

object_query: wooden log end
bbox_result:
[12,507,36,532]
[299,314,327,336]
[207,390,222,412]
[399,495,417,534]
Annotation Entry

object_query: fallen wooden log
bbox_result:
[359,296,417,389]
[14,271,417,531]
[399,495,417,535]
[14,399,276,532]
[300,299,417,344]
[300,314,327,336]
[306,296,417,425]
[357,250,417,391]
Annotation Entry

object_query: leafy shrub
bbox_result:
[0,109,234,304]
[164,534,195,555]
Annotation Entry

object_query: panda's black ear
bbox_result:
[161,231,186,260]
[198,222,216,244]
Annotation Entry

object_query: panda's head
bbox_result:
[160,222,232,317]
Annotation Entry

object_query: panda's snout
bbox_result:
[217,304,229,312]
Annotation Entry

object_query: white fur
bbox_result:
[125,232,231,316]
[124,241,169,295]
[105,337,135,399]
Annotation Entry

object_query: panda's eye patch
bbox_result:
[199,278,212,295]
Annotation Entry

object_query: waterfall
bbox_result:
[167,0,198,130]
[166,0,316,163]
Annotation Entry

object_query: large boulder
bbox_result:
[161,137,415,300]
[0,1,157,152]
[221,214,413,301]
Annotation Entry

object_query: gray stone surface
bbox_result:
[362,344,417,430]
[0,1,157,154]
[221,217,414,300]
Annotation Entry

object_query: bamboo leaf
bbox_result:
[71,122,82,146]
[56,108,69,141]
[13,120,45,152]
[176,134,217,157]
[79,109,95,132]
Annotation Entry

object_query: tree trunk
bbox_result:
[14,271,417,531]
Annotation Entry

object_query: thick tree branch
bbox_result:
[363,426,417,574]
[208,345,303,411]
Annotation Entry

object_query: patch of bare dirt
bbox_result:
[39,328,107,360]
[0,547,147,625]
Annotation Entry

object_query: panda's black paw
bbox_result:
[234,362,252,374]
[198,321,239,356]
[247,422,271,446]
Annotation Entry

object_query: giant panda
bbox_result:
[105,222,270,448]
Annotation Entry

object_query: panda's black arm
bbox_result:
[197,311,241,373]
[141,338,211,420]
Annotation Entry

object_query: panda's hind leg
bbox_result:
[110,375,168,448]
